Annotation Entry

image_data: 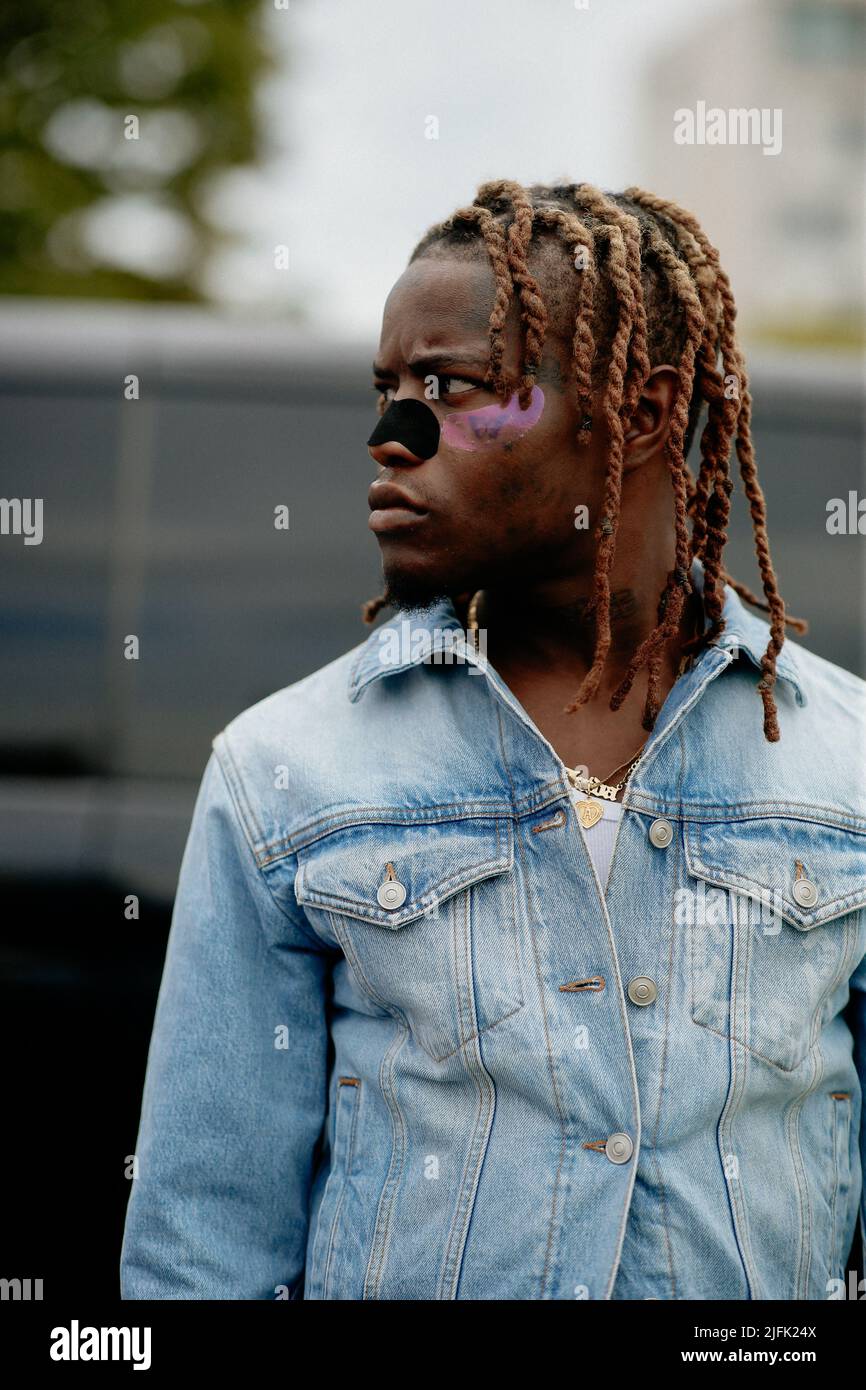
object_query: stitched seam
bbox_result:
[512,796,570,1301]
[806,910,862,1065]
[597,719,663,897]
[832,1096,852,1276]
[213,730,266,850]
[689,1015,818,1075]
[306,1167,331,1298]
[348,608,806,702]
[343,1080,362,1174]
[790,1049,823,1298]
[327,909,410,1038]
[722,898,762,1298]
[650,731,686,1301]
[504,815,526,1011]
[691,892,863,1073]
[598,884,643,1299]
[438,1015,496,1299]
[601,750,685,1300]
[454,885,473,1056]
[361,1023,409,1300]
[331,907,415,1302]
[256,789,567,862]
[208,745,330,953]
[688,856,866,924]
[261,802,518,859]
[492,696,519,808]
[620,650,733,810]
[297,848,511,924]
[432,999,526,1063]
[439,1050,494,1301]
[327,877,522,1066]
[321,1079,361,1298]
[733,894,764,1293]
[628,797,866,833]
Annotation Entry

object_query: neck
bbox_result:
[465,565,703,695]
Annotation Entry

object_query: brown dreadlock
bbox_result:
[362,179,807,743]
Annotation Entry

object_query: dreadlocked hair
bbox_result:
[362,178,808,742]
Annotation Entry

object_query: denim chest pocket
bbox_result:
[683,816,866,1072]
[294,816,524,1063]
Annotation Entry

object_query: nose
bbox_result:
[366,394,441,466]
[367,438,425,467]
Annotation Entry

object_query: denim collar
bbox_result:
[348,556,806,708]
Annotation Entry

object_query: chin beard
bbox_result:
[381,569,455,614]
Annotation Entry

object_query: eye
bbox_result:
[436,373,487,399]
[373,383,395,414]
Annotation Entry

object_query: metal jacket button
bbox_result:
[627,976,657,1006]
[792,877,818,908]
[605,1132,634,1164]
[648,818,673,848]
[377,880,407,909]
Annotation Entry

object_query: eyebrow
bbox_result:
[371,352,491,377]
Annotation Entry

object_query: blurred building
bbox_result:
[644,0,865,351]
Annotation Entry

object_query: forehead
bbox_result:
[377,257,498,360]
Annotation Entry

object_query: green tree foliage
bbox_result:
[0,0,275,300]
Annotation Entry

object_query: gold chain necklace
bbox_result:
[466,588,693,830]
[565,748,645,827]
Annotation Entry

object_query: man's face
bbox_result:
[367,254,611,611]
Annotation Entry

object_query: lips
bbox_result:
[368,481,427,514]
[367,480,430,536]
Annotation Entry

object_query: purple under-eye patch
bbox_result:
[441,386,545,452]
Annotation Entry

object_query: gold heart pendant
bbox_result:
[578,800,603,829]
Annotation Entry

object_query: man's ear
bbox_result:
[623,365,680,469]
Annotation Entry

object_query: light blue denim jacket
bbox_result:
[120,557,866,1300]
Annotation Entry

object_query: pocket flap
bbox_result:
[295,816,513,928]
[684,817,866,930]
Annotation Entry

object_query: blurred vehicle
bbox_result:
[1,299,863,904]
[0,300,387,902]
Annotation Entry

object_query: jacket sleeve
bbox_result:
[120,746,332,1298]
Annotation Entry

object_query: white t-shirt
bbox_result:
[567,791,624,892]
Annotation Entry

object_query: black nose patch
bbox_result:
[367,398,440,460]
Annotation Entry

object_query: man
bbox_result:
[121,179,866,1300]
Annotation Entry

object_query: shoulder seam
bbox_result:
[212,728,265,854]
[210,734,331,952]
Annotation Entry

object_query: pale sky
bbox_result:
[198,0,729,338]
